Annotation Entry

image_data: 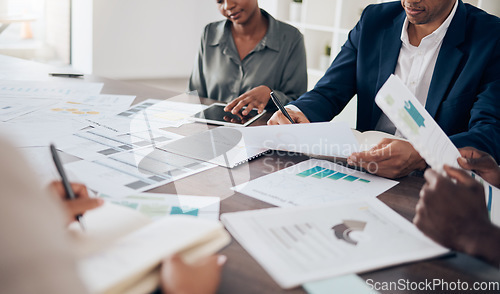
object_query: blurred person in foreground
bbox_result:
[0,138,225,294]
[414,147,500,266]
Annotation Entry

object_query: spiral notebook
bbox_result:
[158,127,269,168]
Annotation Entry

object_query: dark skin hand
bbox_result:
[458,147,500,189]
[224,85,272,115]
[414,166,500,267]
[48,181,103,224]
[347,138,427,179]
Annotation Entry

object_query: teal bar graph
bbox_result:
[312,169,337,179]
[358,178,371,183]
[343,175,358,182]
[297,166,325,177]
[171,206,198,216]
[328,172,347,180]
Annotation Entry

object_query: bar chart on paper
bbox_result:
[233,159,398,207]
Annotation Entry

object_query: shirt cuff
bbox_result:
[285,105,301,113]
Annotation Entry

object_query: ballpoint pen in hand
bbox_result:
[270,91,295,124]
[50,144,86,231]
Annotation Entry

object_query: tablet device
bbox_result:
[191,103,266,127]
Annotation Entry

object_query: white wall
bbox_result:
[72,0,222,79]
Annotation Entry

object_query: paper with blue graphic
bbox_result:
[375,74,500,225]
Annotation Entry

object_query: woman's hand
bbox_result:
[224,85,272,115]
[161,254,227,294]
[48,181,103,224]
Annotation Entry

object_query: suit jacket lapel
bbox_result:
[426,1,466,117]
[370,12,405,128]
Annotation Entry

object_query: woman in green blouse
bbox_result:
[189,0,307,116]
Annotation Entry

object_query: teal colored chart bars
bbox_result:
[328,172,346,180]
[312,169,337,179]
[296,166,371,183]
[297,166,324,177]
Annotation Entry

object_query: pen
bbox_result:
[49,73,84,78]
[50,144,86,231]
[270,91,295,124]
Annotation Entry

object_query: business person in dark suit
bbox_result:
[268,0,500,179]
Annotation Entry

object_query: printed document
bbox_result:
[233,159,398,207]
[375,74,500,225]
[221,198,448,289]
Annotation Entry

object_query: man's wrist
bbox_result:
[460,222,500,266]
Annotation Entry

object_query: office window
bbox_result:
[0,0,70,65]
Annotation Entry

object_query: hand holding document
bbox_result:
[221,198,447,289]
[375,74,500,225]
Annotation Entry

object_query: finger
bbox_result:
[66,197,104,216]
[458,147,487,159]
[276,111,293,125]
[50,181,90,200]
[443,165,477,186]
[232,99,250,115]
[243,102,255,115]
[349,145,392,163]
[267,112,280,125]
[217,255,227,267]
[423,168,441,187]
[371,138,394,150]
[70,183,90,199]
[257,103,266,114]
[293,113,310,123]
[225,98,242,112]
[457,155,497,172]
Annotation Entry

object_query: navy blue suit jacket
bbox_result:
[290,1,500,161]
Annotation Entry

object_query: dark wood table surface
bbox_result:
[5,55,499,293]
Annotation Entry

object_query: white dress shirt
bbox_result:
[375,0,459,135]
[287,1,459,134]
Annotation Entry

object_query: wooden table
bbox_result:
[4,55,499,293]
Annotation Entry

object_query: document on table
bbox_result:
[375,74,500,226]
[64,146,215,197]
[1,120,88,147]
[54,126,183,160]
[221,198,448,289]
[88,97,208,132]
[31,94,136,121]
[99,193,220,221]
[0,97,59,121]
[232,159,398,207]
[0,80,104,97]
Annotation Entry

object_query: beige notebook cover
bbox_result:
[69,203,230,294]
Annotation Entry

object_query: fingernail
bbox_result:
[97,198,105,204]
[218,255,227,265]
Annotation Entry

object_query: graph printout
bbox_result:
[222,198,447,288]
[232,159,398,207]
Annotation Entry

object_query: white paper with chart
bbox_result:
[232,159,398,207]
[375,74,500,225]
[221,198,448,289]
